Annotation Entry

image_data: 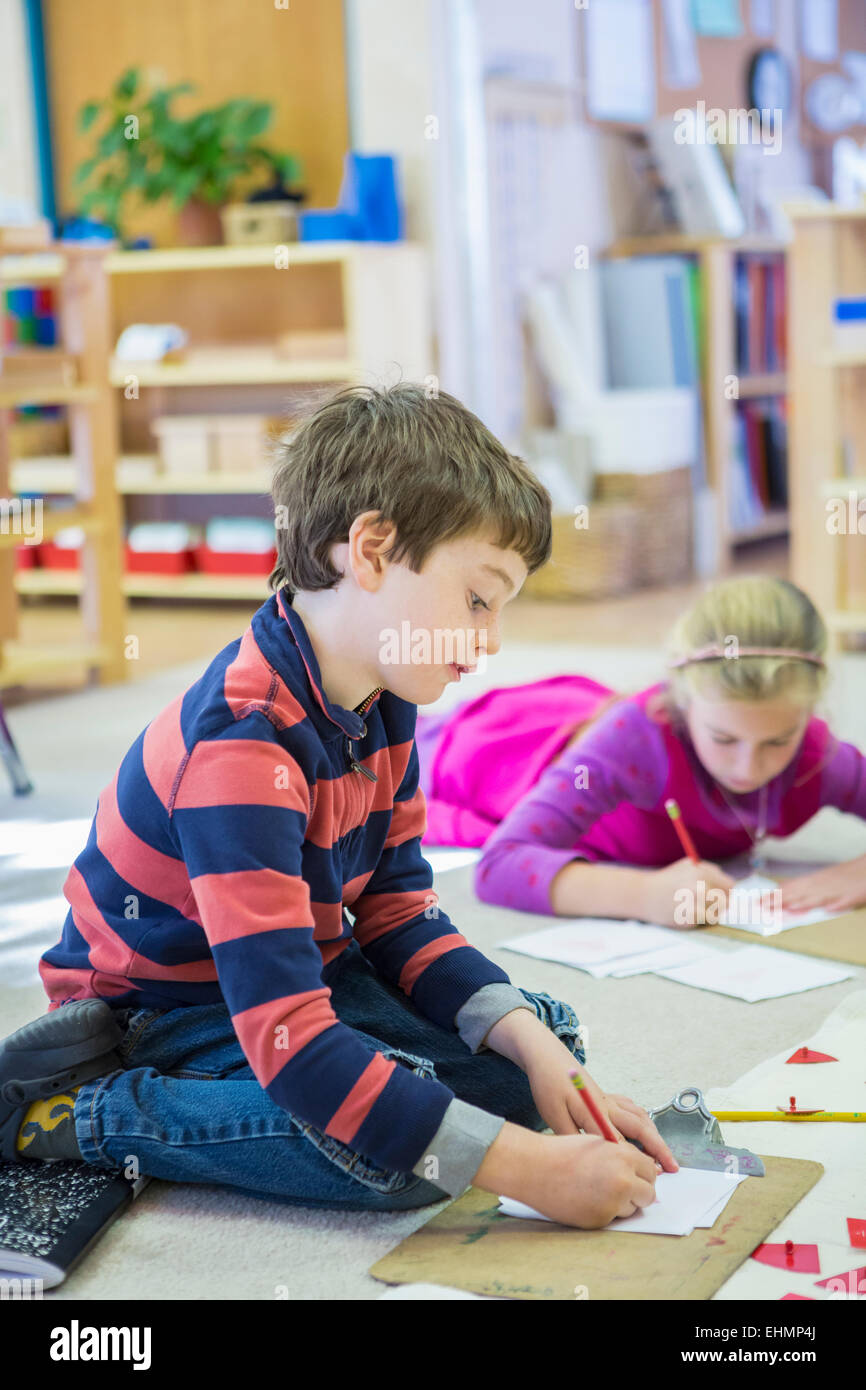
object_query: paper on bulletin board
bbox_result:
[692,0,743,38]
[799,0,838,62]
[749,0,775,37]
[662,0,702,88]
[585,0,655,123]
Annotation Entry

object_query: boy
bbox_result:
[0,384,674,1227]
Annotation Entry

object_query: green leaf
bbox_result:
[71,156,100,186]
[78,101,101,133]
[115,67,140,101]
[171,167,202,207]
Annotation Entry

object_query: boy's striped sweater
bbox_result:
[40,591,533,1193]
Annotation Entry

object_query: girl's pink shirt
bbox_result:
[417,675,866,916]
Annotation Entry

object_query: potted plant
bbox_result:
[72,67,303,246]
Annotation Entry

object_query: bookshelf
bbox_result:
[785,204,866,645]
[5,242,430,604]
[0,239,127,690]
[606,234,789,573]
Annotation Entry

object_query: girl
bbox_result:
[417,576,866,927]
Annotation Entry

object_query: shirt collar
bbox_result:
[276,589,382,738]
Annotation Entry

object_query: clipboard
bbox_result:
[704,904,866,968]
[369,1155,822,1301]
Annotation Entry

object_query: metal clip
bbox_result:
[647,1086,722,1142]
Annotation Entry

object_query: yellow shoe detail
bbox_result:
[16,1088,81,1152]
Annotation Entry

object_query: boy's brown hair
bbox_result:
[268,382,552,593]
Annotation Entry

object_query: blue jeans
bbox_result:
[74,939,585,1211]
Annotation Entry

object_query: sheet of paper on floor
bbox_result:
[499,1169,749,1236]
[500,919,704,977]
[722,873,837,936]
[657,944,852,1001]
[609,939,719,977]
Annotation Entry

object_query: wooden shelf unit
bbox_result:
[5,241,431,605]
[0,239,127,689]
[606,234,789,572]
[12,454,272,496]
[786,206,866,644]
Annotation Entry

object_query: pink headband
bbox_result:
[668,645,826,670]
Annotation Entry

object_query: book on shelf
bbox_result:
[599,255,700,389]
[729,397,788,532]
[734,253,786,378]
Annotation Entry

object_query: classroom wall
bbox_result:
[41,0,349,245]
[0,0,40,212]
[344,0,436,244]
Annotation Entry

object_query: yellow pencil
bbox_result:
[711,1110,865,1121]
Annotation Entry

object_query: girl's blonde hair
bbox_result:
[665,576,828,710]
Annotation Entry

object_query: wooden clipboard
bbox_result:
[369,1155,822,1301]
[704,905,866,967]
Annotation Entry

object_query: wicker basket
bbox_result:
[523,503,642,600]
[595,466,693,587]
[220,201,298,246]
[524,466,694,601]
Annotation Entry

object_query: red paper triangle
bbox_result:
[752,1242,821,1273]
[786,1047,838,1064]
[780,1293,814,1300]
[847,1218,866,1249]
[814,1265,866,1295]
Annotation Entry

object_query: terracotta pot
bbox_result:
[176,198,224,247]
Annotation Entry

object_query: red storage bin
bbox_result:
[125,545,195,575]
[193,544,277,575]
[36,542,81,570]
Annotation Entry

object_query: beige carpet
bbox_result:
[2,642,865,1299]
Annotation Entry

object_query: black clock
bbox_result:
[747,48,791,134]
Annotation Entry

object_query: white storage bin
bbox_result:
[152,416,214,474]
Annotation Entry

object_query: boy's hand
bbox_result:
[778,855,866,914]
[473,1123,661,1228]
[484,1009,678,1172]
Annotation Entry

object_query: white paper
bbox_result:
[721,872,837,935]
[499,1169,748,1236]
[501,919,685,973]
[842,52,866,113]
[585,0,655,123]
[749,0,775,36]
[609,939,719,977]
[799,0,838,62]
[662,0,701,89]
[657,944,853,1002]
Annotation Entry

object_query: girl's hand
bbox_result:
[523,1037,678,1173]
[639,856,737,928]
[779,856,866,914]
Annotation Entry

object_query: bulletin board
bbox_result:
[798,1,866,146]
[575,0,866,145]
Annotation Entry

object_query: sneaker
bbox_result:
[0,999,123,1164]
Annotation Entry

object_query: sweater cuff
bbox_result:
[410,1097,505,1196]
[454,982,534,1054]
[514,844,593,914]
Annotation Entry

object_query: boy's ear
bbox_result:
[347,510,399,591]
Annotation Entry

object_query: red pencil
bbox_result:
[569,1071,619,1143]
[665,797,700,864]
